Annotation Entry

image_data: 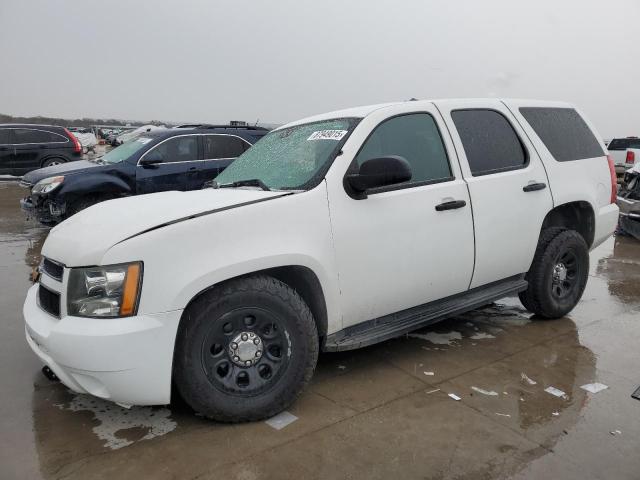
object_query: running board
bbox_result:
[323,275,528,352]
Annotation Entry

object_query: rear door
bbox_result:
[436,99,553,288]
[12,128,67,173]
[135,135,200,194]
[198,134,250,188]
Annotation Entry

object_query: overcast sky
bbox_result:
[0,0,638,137]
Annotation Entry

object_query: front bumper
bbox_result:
[23,284,183,406]
[20,196,62,224]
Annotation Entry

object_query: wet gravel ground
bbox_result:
[1,180,640,479]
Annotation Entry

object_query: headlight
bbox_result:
[32,176,64,194]
[67,262,142,318]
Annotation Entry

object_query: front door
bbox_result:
[327,109,475,327]
[136,135,200,194]
[436,99,553,288]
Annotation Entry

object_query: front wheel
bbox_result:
[519,229,589,319]
[174,275,319,422]
[42,158,65,168]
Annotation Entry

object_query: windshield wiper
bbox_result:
[214,179,271,191]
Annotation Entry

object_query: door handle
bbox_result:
[523,182,547,192]
[435,200,467,211]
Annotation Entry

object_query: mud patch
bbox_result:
[55,393,177,450]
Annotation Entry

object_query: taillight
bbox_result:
[64,128,82,154]
[607,155,617,204]
[626,150,635,164]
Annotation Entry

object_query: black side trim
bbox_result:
[117,192,293,244]
[323,275,528,352]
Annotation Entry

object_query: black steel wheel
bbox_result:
[519,228,589,319]
[174,275,318,422]
[201,307,289,396]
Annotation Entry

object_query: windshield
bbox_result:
[100,137,153,164]
[214,118,359,190]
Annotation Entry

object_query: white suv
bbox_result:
[24,99,619,421]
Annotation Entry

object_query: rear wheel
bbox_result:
[519,228,589,319]
[42,157,65,168]
[174,275,318,422]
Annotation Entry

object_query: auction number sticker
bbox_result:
[307,130,348,141]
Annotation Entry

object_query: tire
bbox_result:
[174,275,319,422]
[519,228,589,319]
[42,157,65,168]
[66,194,110,217]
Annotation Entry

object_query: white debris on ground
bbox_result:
[55,393,177,450]
[265,411,298,430]
[448,393,462,401]
[423,371,435,376]
[426,389,440,394]
[471,386,499,396]
[610,430,622,436]
[495,413,511,417]
[544,386,569,399]
[521,373,537,385]
[552,411,560,416]
[469,332,496,340]
[580,383,609,394]
[409,331,462,345]
[337,365,347,370]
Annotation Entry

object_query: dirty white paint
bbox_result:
[265,411,298,430]
[544,386,568,399]
[55,392,177,450]
[580,383,608,394]
[469,332,496,340]
[521,373,537,385]
[448,393,462,401]
[409,331,462,345]
[471,386,499,396]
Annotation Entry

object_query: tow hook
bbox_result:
[42,366,59,382]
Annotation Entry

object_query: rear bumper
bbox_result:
[23,284,183,406]
[593,203,619,249]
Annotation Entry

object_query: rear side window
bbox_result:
[519,107,604,161]
[12,128,68,144]
[0,129,9,145]
[203,135,249,159]
[608,138,640,151]
[451,110,527,176]
[355,113,452,186]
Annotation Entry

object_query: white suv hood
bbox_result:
[42,189,286,266]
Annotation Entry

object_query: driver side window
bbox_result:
[355,113,452,186]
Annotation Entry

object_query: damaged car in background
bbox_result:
[20,125,268,224]
[617,162,640,240]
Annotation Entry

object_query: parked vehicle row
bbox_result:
[0,124,82,175]
[20,125,268,224]
[23,99,618,422]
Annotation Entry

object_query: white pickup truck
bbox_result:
[24,99,618,422]
[608,137,640,174]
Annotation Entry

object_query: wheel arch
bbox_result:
[179,265,329,344]
[540,201,595,247]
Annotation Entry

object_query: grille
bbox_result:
[42,258,64,280]
[38,285,61,317]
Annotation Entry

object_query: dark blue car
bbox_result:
[20,125,269,224]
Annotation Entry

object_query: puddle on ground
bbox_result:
[55,392,177,450]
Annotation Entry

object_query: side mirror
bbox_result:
[139,152,163,167]
[345,156,412,196]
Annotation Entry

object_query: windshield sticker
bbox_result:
[307,130,348,141]
[137,137,152,144]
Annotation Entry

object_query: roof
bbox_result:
[0,123,64,129]
[278,98,574,129]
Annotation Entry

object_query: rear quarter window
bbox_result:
[519,107,603,162]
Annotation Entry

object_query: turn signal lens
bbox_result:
[120,263,141,316]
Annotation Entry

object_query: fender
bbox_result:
[56,172,133,199]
